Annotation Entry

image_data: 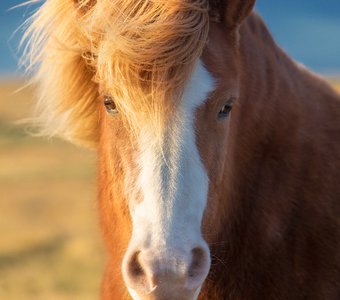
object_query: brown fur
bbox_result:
[197,14,340,300]
[98,10,340,300]
[23,0,340,299]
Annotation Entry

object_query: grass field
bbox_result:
[0,80,104,300]
[0,78,339,300]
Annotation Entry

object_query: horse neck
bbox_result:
[238,13,338,119]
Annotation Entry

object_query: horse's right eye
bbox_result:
[103,96,119,115]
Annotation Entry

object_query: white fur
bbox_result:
[125,59,214,296]
[128,286,201,300]
[128,288,141,300]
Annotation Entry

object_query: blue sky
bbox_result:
[0,0,339,75]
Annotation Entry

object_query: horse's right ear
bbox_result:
[210,0,256,29]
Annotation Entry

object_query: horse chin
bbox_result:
[128,285,202,300]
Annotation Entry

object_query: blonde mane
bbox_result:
[22,0,210,147]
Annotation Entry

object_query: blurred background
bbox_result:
[0,1,339,300]
[1,1,103,300]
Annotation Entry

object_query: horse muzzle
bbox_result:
[122,243,210,300]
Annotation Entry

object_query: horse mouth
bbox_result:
[128,284,202,300]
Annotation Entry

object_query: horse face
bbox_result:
[99,22,239,300]
[96,1,253,299]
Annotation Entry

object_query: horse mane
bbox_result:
[22,0,210,147]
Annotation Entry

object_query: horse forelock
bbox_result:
[90,0,210,133]
[23,0,210,146]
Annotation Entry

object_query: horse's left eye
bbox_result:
[218,103,232,119]
[103,96,119,115]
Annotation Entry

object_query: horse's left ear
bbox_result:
[210,0,256,29]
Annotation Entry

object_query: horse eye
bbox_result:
[218,103,232,119]
[103,95,118,115]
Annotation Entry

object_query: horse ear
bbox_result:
[210,0,256,29]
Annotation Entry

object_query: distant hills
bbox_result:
[0,0,339,75]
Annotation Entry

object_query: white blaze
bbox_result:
[126,59,214,277]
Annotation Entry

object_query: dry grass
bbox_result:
[0,80,104,300]
[0,77,339,300]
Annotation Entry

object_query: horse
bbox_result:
[23,0,340,299]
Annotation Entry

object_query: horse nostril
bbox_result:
[127,251,145,280]
[124,250,158,293]
[187,247,210,289]
[189,247,206,277]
